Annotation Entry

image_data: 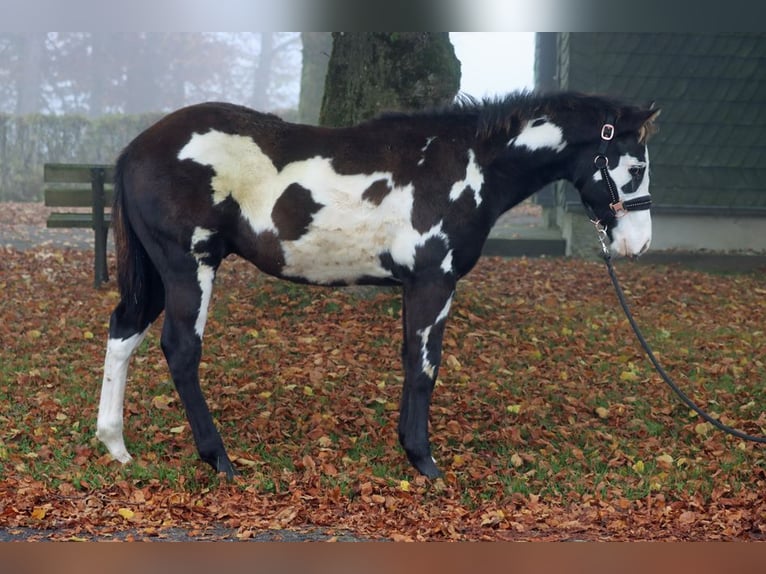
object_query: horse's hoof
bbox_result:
[411,454,443,479]
[201,450,238,480]
[217,458,239,481]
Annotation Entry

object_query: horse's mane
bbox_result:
[460,91,629,139]
[371,90,640,140]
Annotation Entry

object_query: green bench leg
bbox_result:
[94,225,109,288]
[92,167,109,288]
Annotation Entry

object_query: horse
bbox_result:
[96,91,660,479]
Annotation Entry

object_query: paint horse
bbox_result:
[97,91,660,479]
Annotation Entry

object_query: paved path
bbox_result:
[0,524,372,542]
[1,225,111,252]
[0,204,552,255]
[3,204,764,274]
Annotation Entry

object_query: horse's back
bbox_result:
[114,101,486,285]
[123,101,286,167]
[118,102,290,226]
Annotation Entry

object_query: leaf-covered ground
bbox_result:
[1,246,765,540]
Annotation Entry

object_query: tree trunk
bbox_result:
[319,32,460,128]
[89,32,109,117]
[122,34,161,114]
[16,33,46,115]
[534,32,558,91]
[251,33,275,110]
[298,33,332,125]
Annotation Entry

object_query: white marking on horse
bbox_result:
[594,151,653,256]
[440,249,454,274]
[391,221,450,272]
[96,329,148,463]
[593,152,650,199]
[191,227,215,338]
[417,294,453,378]
[279,166,416,282]
[418,136,436,166]
[179,131,280,234]
[509,117,567,153]
[178,130,469,285]
[448,149,484,207]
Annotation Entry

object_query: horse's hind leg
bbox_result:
[97,286,165,463]
[159,238,236,478]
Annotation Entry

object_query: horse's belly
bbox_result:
[280,220,400,284]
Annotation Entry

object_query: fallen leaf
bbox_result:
[445,354,462,370]
[656,453,674,469]
[619,371,639,382]
[678,511,697,526]
[151,394,175,409]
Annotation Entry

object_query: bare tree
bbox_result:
[0,32,302,116]
[298,32,332,124]
[250,33,275,109]
[15,33,46,115]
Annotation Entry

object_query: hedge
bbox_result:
[0,113,162,201]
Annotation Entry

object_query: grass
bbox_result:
[2,249,766,540]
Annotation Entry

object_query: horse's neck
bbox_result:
[483,155,571,223]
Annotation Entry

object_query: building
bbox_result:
[535,33,766,257]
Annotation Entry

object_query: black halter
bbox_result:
[590,117,652,221]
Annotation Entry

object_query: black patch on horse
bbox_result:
[621,165,647,195]
[361,179,393,206]
[410,144,471,234]
[232,225,286,277]
[271,183,324,241]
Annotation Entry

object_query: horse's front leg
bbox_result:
[398,277,455,478]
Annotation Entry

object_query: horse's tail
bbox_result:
[112,151,160,327]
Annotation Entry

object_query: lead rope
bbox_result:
[593,223,766,444]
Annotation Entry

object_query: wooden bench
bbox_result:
[43,163,115,287]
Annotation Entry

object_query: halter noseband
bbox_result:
[591,117,652,220]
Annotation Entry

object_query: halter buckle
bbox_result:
[601,123,615,141]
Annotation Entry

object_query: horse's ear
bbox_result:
[639,108,661,143]
[624,107,661,143]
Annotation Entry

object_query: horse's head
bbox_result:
[573,105,661,258]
